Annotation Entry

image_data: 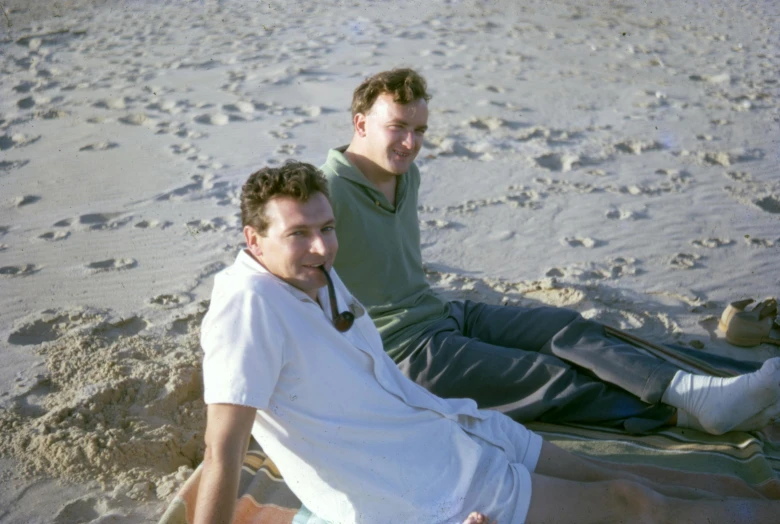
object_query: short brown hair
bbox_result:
[351,68,431,116]
[240,161,330,235]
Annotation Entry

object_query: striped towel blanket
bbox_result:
[159,329,780,523]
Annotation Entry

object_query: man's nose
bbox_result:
[310,233,328,255]
[402,130,415,148]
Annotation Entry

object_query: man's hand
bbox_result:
[463,511,496,524]
[193,403,257,524]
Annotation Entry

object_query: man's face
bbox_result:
[358,93,428,176]
[245,192,337,299]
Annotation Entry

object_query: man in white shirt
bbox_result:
[194,162,779,523]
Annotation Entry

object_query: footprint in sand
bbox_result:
[93,97,131,110]
[52,495,127,523]
[134,219,173,229]
[420,219,461,230]
[443,190,542,214]
[150,293,190,308]
[93,314,149,339]
[277,143,303,156]
[691,238,734,248]
[655,168,691,182]
[725,171,752,182]
[424,137,477,159]
[0,133,41,150]
[13,80,38,94]
[14,195,41,207]
[155,176,203,201]
[753,195,780,214]
[545,257,641,281]
[561,236,602,248]
[185,218,231,234]
[533,152,582,172]
[118,113,156,127]
[38,231,70,241]
[279,117,307,129]
[743,236,777,248]
[7,309,92,345]
[17,96,37,109]
[174,127,207,139]
[605,208,648,220]
[695,148,764,167]
[0,160,30,172]
[223,101,255,114]
[669,253,702,269]
[194,113,230,126]
[168,305,209,336]
[465,116,522,131]
[147,99,183,115]
[269,130,293,140]
[7,308,140,346]
[75,212,133,231]
[36,108,69,120]
[491,230,515,241]
[534,177,598,196]
[85,258,137,273]
[79,141,119,151]
[293,106,327,117]
[545,267,565,278]
[614,139,663,154]
[0,264,42,277]
[170,142,198,156]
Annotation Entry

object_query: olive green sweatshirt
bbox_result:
[321,147,450,361]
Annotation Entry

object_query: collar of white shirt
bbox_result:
[234,249,364,322]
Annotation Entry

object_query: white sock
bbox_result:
[662,357,780,435]
[676,402,780,434]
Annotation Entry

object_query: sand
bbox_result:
[0,0,778,521]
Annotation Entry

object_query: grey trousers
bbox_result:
[398,301,760,432]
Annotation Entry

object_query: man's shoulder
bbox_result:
[213,260,283,301]
[319,146,349,176]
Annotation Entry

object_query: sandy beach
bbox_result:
[1,0,778,521]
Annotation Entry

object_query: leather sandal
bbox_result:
[718,297,780,347]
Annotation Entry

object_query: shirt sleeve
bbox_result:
[201,277,285,410]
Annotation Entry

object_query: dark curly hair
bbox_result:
[240,161,330,235]
[351,68,431,117]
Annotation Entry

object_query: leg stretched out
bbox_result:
[522,441,779,523]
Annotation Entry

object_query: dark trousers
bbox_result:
[399,301,759,432]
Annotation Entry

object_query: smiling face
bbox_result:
[244,192,337,300]
[355,93,429,179]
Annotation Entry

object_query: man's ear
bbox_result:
[244,225,262,258]
[353,112,367,137]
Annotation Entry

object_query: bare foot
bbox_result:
[463,512,495,524]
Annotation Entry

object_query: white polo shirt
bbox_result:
[202,251,542,523]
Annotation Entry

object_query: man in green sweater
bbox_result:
[320,68,780,436]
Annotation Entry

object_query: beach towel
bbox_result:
[158,422,780,523]
[159,334,780,523]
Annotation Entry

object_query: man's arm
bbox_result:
[194,403,257,524]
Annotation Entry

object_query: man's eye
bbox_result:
[323,226,335,232]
